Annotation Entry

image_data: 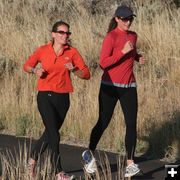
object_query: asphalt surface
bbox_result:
[0,134,179,180]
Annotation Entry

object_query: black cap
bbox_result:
[115,5,136,18]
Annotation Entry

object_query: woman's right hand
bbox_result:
[34,68,46,77]
[121,41,134,54]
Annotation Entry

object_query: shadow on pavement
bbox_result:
[140,110,180,160]
[0,133,179,179]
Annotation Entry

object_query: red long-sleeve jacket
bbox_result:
[100,28,140,88]
[23,42,90,93]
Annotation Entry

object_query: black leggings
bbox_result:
[89,84,138,159]
[30,91,70,174]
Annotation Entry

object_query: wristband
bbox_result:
[71,67,78,72]
[31,68,36,73]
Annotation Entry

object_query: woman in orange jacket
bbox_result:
[23,20,90,180]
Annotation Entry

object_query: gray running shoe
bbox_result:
[124,163,140,177]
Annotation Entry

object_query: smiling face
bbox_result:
[52,25,70,45]
[115,16,134,31]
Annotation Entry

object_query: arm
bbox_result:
[100,34,124,69]
[71,49,90,80]
[134,34,145,65]
[135,50,145,65]
[100,34,134,69]
[23,48,45,77]
[23,48,40,73]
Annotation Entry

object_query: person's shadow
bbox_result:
[140,110,180,160]
[91,110,180,179]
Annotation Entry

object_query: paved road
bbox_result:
[0,134,179,179]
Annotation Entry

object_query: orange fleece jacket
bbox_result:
[23,42,90,93]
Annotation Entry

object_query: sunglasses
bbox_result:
[55,30,72,36]
[119,17,134,23]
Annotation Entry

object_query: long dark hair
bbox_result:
[107,17,117,33]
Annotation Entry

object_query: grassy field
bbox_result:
[0,140,127,180]
[0,0,179,165]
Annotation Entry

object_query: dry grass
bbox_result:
[0,0,180,163]
[0,142,127,180]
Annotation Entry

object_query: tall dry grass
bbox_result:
[0,0,179,161]
[0,142,126,180]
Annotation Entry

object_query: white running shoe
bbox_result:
[124,163,140,177]
[82,150,97,174]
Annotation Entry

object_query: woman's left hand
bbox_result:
[139,56,145,65]
[65,62,75,71]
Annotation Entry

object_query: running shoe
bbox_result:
[124,163,140,177]
[56,172,76,180]
[82,150,97,174]
[28,158,36,178]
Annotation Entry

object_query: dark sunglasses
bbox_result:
[55,30,71,36]
[119,16,134,23]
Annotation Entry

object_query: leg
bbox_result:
[29,131,48,177]
[28,92,52,177]
[30,130,49,161]
[51,92,70,173]
[89,84,118,151]
[32,92,69,174]
[119,88,138,161]
[53,92,70,129]
[30,92,53,161]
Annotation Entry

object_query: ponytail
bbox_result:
[107,17,117,33]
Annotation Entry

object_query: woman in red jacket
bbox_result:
[24,20,90,180]
[82,5,145,178]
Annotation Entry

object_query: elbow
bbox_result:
[23,63,33,73]
[99,63,106,70]
[99,58,107,69]
[23,64,28,72]
[82,68,91,80]
[86,74,90,80]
